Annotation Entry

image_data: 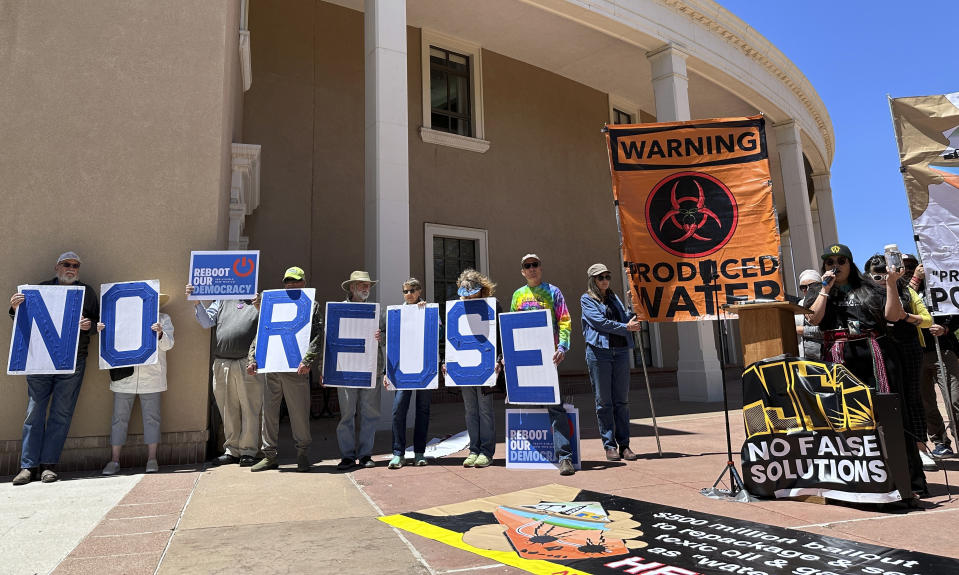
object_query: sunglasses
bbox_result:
[595,274,612,281]
[523,261,540,269]
[402,288,419,294]
[59,262,80,269]
[799,283,815,292]
[823,257,847,267]
[870,274,886,281]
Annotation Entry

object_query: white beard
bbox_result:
[353,289,370,302]
[57,272,78,284]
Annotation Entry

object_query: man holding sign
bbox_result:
[246,266,318,473]
[8,251,99,485]
[508,254,576,476]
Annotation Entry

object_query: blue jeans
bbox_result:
[392,390,432,456]
[586,345,631,450]
[462,387,495,458]
[546,404,573,462]
[21,362,87,468]
[336,385,382,460]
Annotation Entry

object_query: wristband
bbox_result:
[817,291,829,299]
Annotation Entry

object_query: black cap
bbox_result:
[821,243,853,261]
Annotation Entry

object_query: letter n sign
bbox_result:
[8,285,85,375]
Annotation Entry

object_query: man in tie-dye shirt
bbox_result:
[510,253,576,475]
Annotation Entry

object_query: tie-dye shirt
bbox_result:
[509,282,572,352]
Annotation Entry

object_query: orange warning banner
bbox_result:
[605,116,783,322]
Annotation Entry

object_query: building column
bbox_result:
[647,43,723,402]
[810,172,838,248]
[774,121,818,275]
[365,0,409,428]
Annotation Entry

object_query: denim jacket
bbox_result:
[580,292,630,349]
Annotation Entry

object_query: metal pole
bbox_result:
[613,199,663,457]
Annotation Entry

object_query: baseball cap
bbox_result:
[56,251,82,265]
[520,253,541,264]
[283,266,305,281]
[820,244,853,261]
[586,263,610,277]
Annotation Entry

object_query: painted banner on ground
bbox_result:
[445,298,498,387]
[386,303,440,389]
[8,285,85,375]
[187,250,259,300]
[381,484,959,575]
[99,280,160,369]
[890,93,959,314]
[499,310,560,405]
[605,116,783,321]
[505,407,580,470]
[254,288,316,373]
[740,357,899,504]
[322,302,379,388]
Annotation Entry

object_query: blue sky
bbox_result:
[718,1,954,267]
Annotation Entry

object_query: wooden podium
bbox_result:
[725,301,809,366]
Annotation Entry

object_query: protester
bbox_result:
[510,254,576,476]
[8,252,100,485]
[99,294,174,475]
[445,269,503,468]
[864,254,934,475]
[580,263,641,461]
[794,269,823,360]
[186,283,262,467]
[388,278,434,469]
[911,263,959,460]
[246,267,316,473]
[334,271,385,470]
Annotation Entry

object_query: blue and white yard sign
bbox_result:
[99,280,160,369]
[445,298,497,387]
[499,309,560,405]
[386,304,439,389]
[255,288,316,373]
[323,302,379,388]
[505,407,581,470]
[187,250,259,300]
[7,285,85,375]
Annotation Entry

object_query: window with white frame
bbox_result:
[609,96,639,126]
[424,223,488,308]
[420,30,488,153]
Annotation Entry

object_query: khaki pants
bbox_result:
[212,358,263,457]
[261,372,312,459]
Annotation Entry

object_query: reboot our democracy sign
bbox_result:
[187,250,259,300]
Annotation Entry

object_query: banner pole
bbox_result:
[614,199,663,457]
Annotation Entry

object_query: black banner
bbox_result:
[382,486,958,574]
[741,357,901,503]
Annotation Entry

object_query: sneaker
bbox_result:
[239,455,257,467]
[620,447,638,461]
[102,461,120,476]
[605,448,621,461]
[474,454,491,468]
[931,443,955,459]
[145,460,159,474]
[40,466,58,483]
[12,468,35,486]
[919,449,939,472]
[212,454,239,466]
[251,457,278,472]
[360,456,375,468]
[558,458,575,476]
[414,453,428,466]
[388,455,404,469]
[463,453,479,467]
[296,452,311,473]
[336,458,355,471]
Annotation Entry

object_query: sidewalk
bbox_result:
[3,379,958,574]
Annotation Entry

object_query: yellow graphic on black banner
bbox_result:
[742,358,875,439]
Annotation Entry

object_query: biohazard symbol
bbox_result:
[233,256,255,277]
[658,180,722,243]
[645,171,738,258]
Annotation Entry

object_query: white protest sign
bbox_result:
[255,288,316,373]
[445,298,498,387]
[8,285,85,375]
[499,309,560,405]
[99,280,160,369]
[322,302,379,387]
[385,304,440,390]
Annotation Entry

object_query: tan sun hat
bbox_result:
[341,270,377,291]
[586,263,610,277]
